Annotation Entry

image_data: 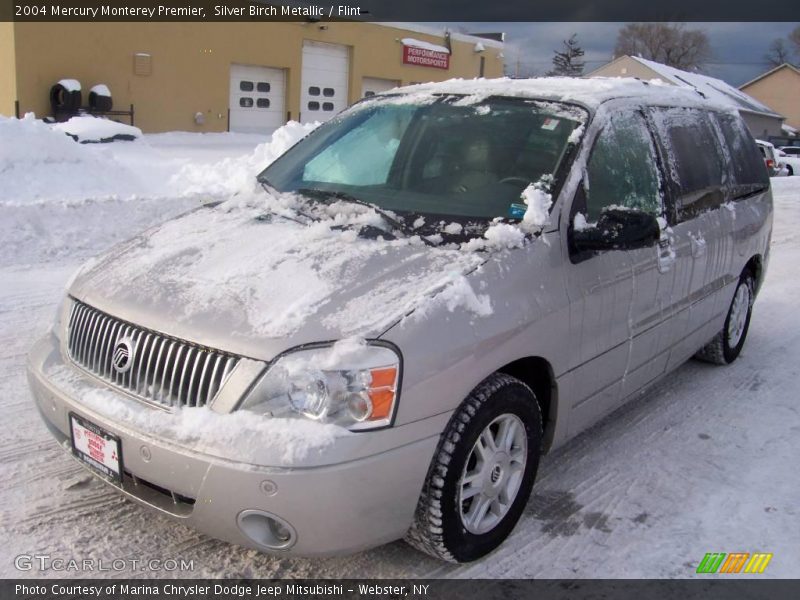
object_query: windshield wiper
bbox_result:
[296,188,436,247]
[258,182,320,225]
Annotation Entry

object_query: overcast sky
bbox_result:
[441,22,799,86]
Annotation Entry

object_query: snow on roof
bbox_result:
[58,79,81,92]
[90,84,111,97]
[628,56,782,118]
[782,123,798,136]
[380,22,503,49]
[383,76,735,112]
[401,38,450,54]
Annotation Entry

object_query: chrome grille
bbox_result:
[66,300,239,409]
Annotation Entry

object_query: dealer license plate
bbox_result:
[69,413,123,484]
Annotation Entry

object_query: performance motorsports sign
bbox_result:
[402,45,450,69]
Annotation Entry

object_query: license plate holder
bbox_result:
[69,412,123,484]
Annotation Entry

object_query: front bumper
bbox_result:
[27,333,440,556]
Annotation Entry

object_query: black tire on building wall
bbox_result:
[49,83,81,120]
[88,91,112,112]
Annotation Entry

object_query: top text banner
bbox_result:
[3,0,800,22]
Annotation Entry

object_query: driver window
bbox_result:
[585,111,661,221]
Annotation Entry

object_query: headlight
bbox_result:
[239,339,401,431]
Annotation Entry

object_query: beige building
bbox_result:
[0,21,503,133]
[739,63,800,132]
[588,55,784,139]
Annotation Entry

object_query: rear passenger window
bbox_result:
[713,112,770,198]
[585,111,661,222]
[650,108,726,221]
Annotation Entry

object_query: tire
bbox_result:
[405,373,542,562]
[88,91,113,112]
[695,270,755,365]
[787,166,794,176]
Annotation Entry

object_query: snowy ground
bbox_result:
[0,120,798,578]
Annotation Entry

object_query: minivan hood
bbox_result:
[69,200,486,361]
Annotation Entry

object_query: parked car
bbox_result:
[28,78,772,562]
[756,139,782,176]
[776,148,800,176]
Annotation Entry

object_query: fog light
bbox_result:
[237,510,297,550]
[346,391,372,422]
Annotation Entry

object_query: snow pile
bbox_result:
[459,178,554,252]
[52,115,142,143]
[171,120,320,196]
[425,273,492,317]
[520,180,553,232]
[0,114,150,205]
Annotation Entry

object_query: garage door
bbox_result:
[361,77,400,98]
[229,64,286,135]
[301,41,349,124]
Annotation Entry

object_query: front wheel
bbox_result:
[405,373,542,562]
[695,270,755,365]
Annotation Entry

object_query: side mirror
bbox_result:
[571,208,660,252]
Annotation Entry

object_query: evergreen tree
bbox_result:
[547,34,585,77]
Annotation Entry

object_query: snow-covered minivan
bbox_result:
[28,78,772,562]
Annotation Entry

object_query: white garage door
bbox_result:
[229,64,286,135]
[301,41,349,124]
[361,77,400,98]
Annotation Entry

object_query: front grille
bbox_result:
[66,300,239,409]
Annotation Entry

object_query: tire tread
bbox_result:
[404,373,540,562]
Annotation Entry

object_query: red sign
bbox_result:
[402,45,450,70]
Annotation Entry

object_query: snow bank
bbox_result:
[52,115,142,143]
[171,120,320,196]
[0,114,150,205]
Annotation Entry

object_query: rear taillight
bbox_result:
[766,159,775,169]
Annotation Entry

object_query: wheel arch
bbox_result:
[743,254,764,294]
[497,356,558,453]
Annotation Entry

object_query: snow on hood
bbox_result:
[68,191,488,361]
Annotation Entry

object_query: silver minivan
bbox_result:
[28,78,772,562]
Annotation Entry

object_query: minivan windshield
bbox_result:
[259,95,586,224]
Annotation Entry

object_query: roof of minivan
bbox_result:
[384,77,738,113]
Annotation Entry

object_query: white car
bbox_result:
[776,148,800,176]
[756,140,782,177]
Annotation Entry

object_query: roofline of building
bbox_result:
[584,55,640,78]
[589,54,782,120]
[739,62,800,90]
[379,22,504,49]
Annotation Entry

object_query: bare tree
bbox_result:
[614,23,711,70]
[765,38,792,67]
[790,25,800,57]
